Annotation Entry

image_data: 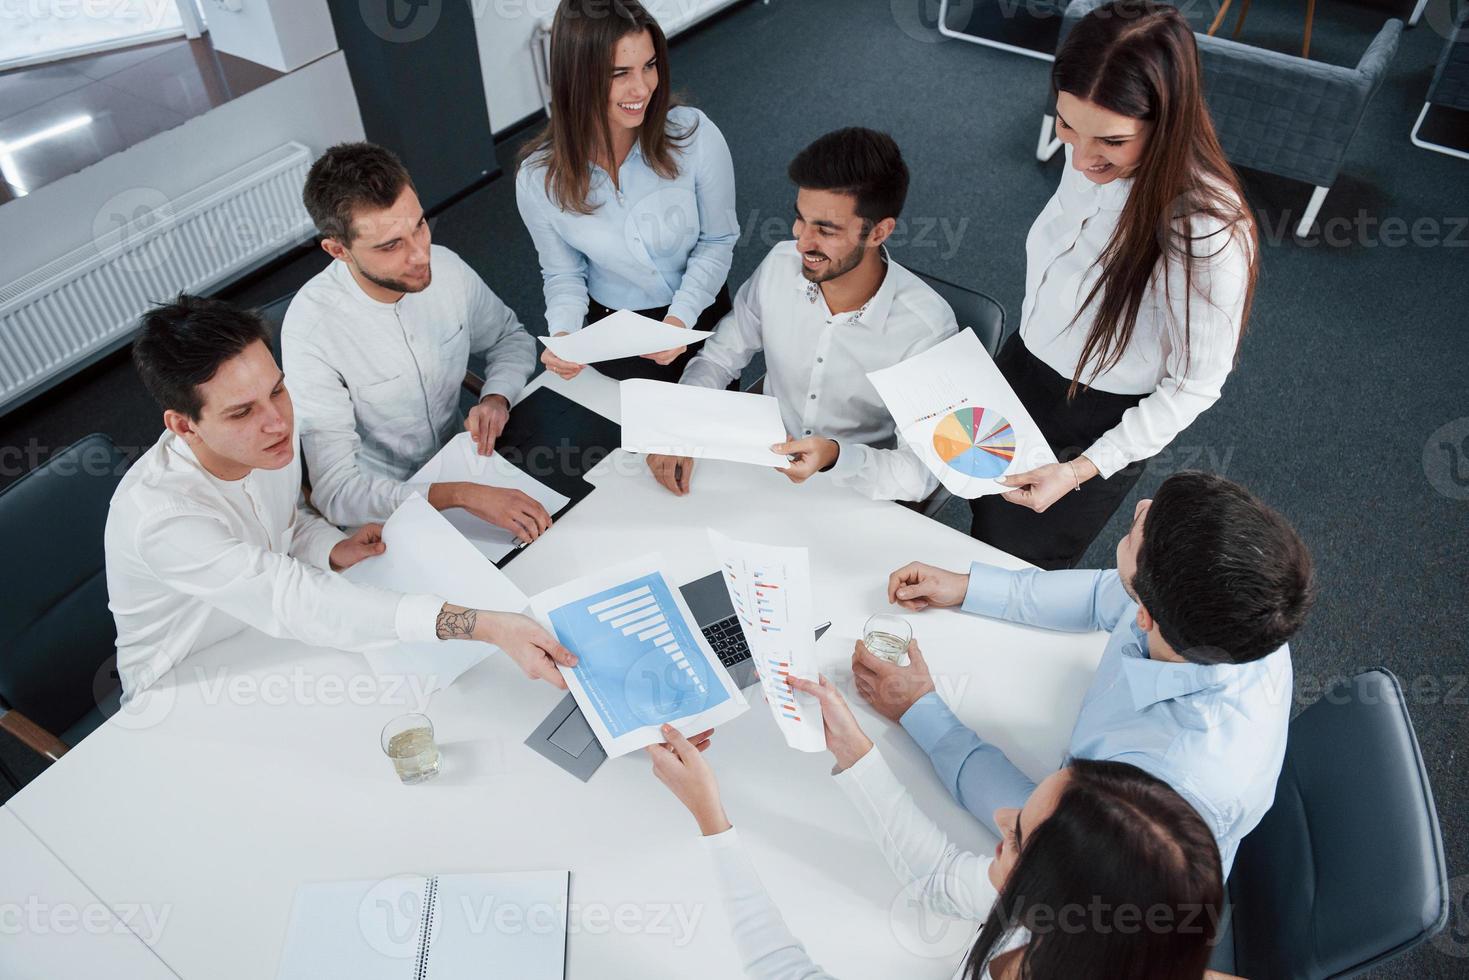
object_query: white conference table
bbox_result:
[0,808,180,979]
[3,369,1109,979]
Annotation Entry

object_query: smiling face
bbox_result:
[1054,90,1150,184]
[792,187,889,284]
[164,339,295,480]
[326,184,432,298]
[608,29,658,136]
[989,768,1072,891]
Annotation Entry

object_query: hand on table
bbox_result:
[887,561,969,611]
[645,725,725,835]
[642,315,688,366]
[465,394,510,456]
[787,674,874,772]
[646,453,695,495]
[851,639,936,724]
[329,523,386,571]
[541,332,585,380]
[998,457,1096,513]
[456,484,552,544]
[772,436,839,484]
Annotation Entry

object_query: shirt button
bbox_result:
[809,394,816,400]
[816,357,823,364]
[804,429,812,436]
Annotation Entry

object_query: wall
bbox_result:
[472,0,744,134]
[202,0,338,72]
[0,51,364,287]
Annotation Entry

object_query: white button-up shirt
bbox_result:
[515,106,739,335]
[1020,145,1252,478]
[282,245,536,526]
[104,431,444,700]
[680,241,958,501]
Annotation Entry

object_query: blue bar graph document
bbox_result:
[529,556,748,758]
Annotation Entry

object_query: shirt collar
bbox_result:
[1119,619,1228,710]
[1060,144,1133,214]
[329,256,400,310]
[795,245,900,330]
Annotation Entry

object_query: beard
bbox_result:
[360,263,431,295]
[800,243,867,284]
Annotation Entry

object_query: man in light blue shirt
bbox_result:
[853,472,1314,873]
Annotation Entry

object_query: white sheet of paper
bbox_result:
[411,432,572,563]
[619,379,788,468]
[707,530,824,752]
[528,554,748,759]
[344,493,530,693]
[538,308,713,364]
[867,331,1058,498]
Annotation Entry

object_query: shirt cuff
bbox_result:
[961,562,1014,618]
[395,593,448,644]
[1080,436,1130,481]
[700,825,742,851]
[303,526,347,573]
[547,309,584,336]
[665,296,701,330]
[899,692,968,754]
[477,378,522,406]
[825,439,867,482]
[831,745,902,800]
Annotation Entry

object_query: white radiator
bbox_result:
[0,141,315,414]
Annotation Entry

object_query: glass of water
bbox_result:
[863,614,912,666]
[381,713,441,785]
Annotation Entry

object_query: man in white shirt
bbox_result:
[647,128,959,502]
[106,295,576,701]
[283,142,548,539]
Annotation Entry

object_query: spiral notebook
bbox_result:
[276,870,568,979]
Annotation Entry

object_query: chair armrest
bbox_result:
[1357,19,1404,100]
[0,708,69,763]
[463,370,485,397]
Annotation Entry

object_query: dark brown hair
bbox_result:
[519,0,689,214]
[786,128,910,225]
[133,294,272,420]
[1133,470,1315,664]
[966,759,1225,979]
[302,142,415,246]
[1052,0,1258,397]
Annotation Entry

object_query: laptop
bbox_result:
[524,572,829,781]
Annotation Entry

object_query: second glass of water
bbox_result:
[381,713,441,785]
[863,614,912,665]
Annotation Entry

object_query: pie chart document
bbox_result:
[867,331,1058,498]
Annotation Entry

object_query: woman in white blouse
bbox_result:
[977,0,1259,569]
[516,0,739,383]
[647,677,1234,979]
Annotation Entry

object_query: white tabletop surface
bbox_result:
[3,370,1108,979]
[0,808,180,979]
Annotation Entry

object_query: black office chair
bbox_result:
[1214,668,1449,978]
[0,434,128,788]
[909,268,1007,358]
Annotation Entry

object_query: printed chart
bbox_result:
[931,407,1015,479]
[531,557,747,758]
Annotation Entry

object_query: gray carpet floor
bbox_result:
[1,0,1466,974]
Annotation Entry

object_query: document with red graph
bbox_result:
[708,530,825,752]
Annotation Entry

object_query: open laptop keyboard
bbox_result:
[701,615,750,668]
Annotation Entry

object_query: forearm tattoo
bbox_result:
[436,606,477,640]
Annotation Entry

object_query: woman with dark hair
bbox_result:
[647,677,1236,979]
[516,0,738,382]
[973,0,1259,570]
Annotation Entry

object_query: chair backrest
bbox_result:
[908,269,1007,357]
[0,434,127,737]
[1226,668,1449,979]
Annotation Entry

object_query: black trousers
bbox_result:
[969,334,1147,570]
[585,284,733,382]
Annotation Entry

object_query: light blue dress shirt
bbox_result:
[515,105,739,335]
[900,563,1292,874]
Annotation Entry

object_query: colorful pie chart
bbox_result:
[932,407,1016,479]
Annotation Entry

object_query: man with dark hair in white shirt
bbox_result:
[106,295,576,701]
[646,128,960,502]
[284,142,550,541]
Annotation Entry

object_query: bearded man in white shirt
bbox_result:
[283,142,550,541]
[645,128,959,502]
[105,295,576,701]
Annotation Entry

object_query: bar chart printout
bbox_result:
[529,556,748,758]
[708,530,825,752]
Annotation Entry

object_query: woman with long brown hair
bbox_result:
[516,0,738,382]
[973,0,1258,570]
